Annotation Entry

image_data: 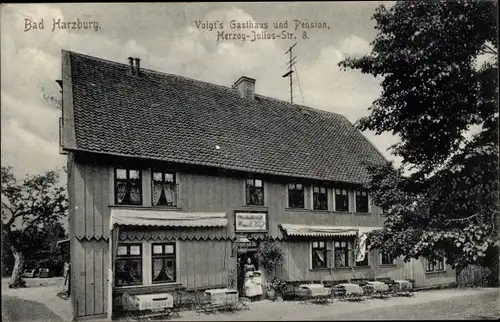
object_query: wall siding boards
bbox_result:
[69,155,454,318]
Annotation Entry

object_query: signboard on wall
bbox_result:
[235,212,268,232]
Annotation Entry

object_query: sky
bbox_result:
[1,2,402,181]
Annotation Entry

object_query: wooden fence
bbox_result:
[457,265,488,287]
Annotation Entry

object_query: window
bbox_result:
[115,168,142,205]
[152,171,176,206]
[425,257,445,272]
[152,243,176,283]
[356,251,369,267]
[115,244,142,286]
[381,252,395,265]
[334,189,349,212]
[246,179,264,206]
[288,183,305,208]
[311,241,328,269]
[334,239,350,268]
[355,189,369,213]
[313,186,328,210]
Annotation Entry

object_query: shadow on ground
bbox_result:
[2,296,63,322]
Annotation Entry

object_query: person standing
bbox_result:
[243,257,256,276]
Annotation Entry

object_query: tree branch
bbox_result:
[444,210,484,225]
[482,44,498,56]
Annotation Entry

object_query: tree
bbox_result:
[1,166,67,287]
[339,0,499,284]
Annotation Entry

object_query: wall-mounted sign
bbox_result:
[235,212,268,232]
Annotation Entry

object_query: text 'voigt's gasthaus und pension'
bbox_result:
[194,19,331,42]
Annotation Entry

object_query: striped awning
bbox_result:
[110,208,227,230]
[279,224,380,237]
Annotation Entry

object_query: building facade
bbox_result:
[60,50,455,320]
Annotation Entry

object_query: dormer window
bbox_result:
[246,179,264,206]
[152,171,176,206]
[313,186,328,210]
[288,183,305,208]
[355,189,369,213]
[115,168,142,205]
[334,189,349,212]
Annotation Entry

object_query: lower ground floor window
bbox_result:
[310,239,353,269]
[334,240,350,268]
[355,251,369,266]
[152,243,176,283]
[116,244,143,286]
[311,241,328,269]
[425,257,445,272]
[381,252,395,265]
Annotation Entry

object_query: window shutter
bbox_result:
[326,242,334,268]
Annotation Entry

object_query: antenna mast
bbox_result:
[282,43,297,104]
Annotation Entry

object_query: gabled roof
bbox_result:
[63,50,387,184]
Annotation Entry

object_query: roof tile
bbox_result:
[68,51,386,184]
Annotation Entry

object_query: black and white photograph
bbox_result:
[1,1,499,321]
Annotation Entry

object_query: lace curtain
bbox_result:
[116,182,127,203]
[164,183,174,204]
[152,182,175,205]
[153,258,163,280]
[130,183,141,203]
[165,264,174,281]
[153,183,163,205]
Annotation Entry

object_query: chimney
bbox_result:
[128,57,134,76]
[135,58,141,77]
[232,76,256,100]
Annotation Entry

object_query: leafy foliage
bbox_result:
[339,0,499,284]
[256,242,284,276]
[1,166,68,286]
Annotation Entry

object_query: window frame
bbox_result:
[114,168,143,205]
[287,183,305,209]
[245,178,265,206]
[115,243,143,286]
[151,242,177,284]
[311,241,328,269]
[380,252,395,265]
[425,257,446,273]
[334,188,349,212]
[355,189,369,213]
[355,250,369,267]
[333,239,351,268]
[312,185,328,211]
[151,170,177,207]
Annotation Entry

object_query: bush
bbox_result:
[256,242,284,274]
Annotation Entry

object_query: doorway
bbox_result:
[236,246,259,296]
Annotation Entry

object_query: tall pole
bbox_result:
[282,43,297,105]
[289,47,293,104]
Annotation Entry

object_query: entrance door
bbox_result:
[236,249,259,295]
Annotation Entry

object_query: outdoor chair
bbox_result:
[193,291,216,314]
[173,289,194,312]
[330,285,347,301]
[235,296,250,311]
[393,280,415,297]
[282,282,298,301]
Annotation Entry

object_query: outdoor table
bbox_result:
[122,292,180,320]
[393,280,414,296]
[366,281,391,299]
[337,283,364,301]
[298,284,332,304]
[394,280,413,290]
[366,281,389,292]
[204,288,239,312]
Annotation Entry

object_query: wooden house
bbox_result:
[59,50,456,320]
